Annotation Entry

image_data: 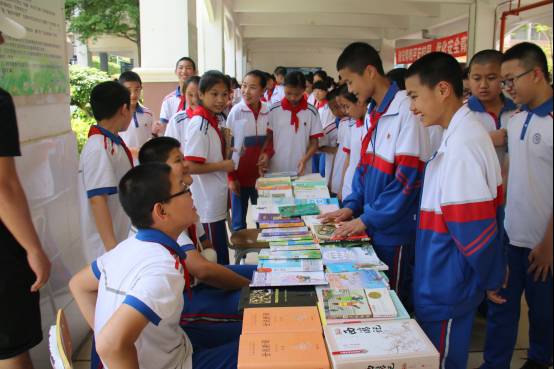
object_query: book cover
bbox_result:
[242,306,322,334]
[269,240,315,247]
[264,171,298,178]
[238,332,330,369]
[294,187,331,200]
[269,243,320,252]
[258,249,322,260]
[238,287,318,310]
[258,189,295,198]
[260,222,306,229]
[258,213,302,221]
[321,246,388,270]
[323,320,439,369]
[322,289,372,320]
[325,262,390,273]
[325,271,388,290]
[260,226,309,235]
[279,203,321,217]
[250,271,328,287]
[258,234,314,242]
[312,224,370,243]
[365,288,397,319]
[258,259,324,272]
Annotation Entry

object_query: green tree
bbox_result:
[65,0,140,63]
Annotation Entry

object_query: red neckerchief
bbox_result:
[187,225,199,249]
[281,95,308,133]
[185,106,194,118]
[267,87,274,101]
[315,99,328,110]
[248,102,261,121]
[355,118,364,128]
[177,87,186,112]
[192,105,225,158]
[159,244,192,299]
[87,125,133,167]
[358,96,397,168]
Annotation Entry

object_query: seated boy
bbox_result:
[405,52,506,369]
[70,163,239,369]
[78,81,134,263]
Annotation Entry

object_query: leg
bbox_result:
[0,352,34,369]
[419,311,475,369]
[230,190,247,232]
[184,323,242,351]
[181,284,243,327]
[373,244,412,307]
[192,340,239,369]
[481,245,527,369]
[312,153,320,174]
[203,220,230,265]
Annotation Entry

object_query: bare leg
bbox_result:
[0,351,35,369]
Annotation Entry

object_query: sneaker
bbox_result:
[520,359,549,369]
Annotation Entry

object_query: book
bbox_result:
[258,249,322,260]
[322,289,373,320]
[238,287,318,310]
[269,240,315,247]
[325,271,388,290]
[260,222,306,229]
[326,262,390,273]
[258,213,302,222]
[279,203,321,217]
[269,243,320,252]
[312,224,370,243]
[257,188,294,198]
[242,306,322,334]
[238,332,330,369]
[264,171,297,178]
[256,176,292,188]
[258,259,324,272]
[260,226,309,235]
[365,288,397,319]
[296,198,340,214]
[250,271,328,287]
[321,246,388,271]
[257,235,314,242]
[294,186,331,200]
[323,320,439,369]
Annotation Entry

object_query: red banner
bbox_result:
[395,32,469,65]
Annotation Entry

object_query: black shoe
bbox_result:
[520,359,549,369]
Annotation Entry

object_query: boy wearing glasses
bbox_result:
[481,42,553,369]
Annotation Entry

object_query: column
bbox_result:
[197,0,224,73]
[468,0,497,59]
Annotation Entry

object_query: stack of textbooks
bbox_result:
[255,176,294,198]
[292,174,331,200]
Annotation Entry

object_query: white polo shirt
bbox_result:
[269,85,285,105]
[318,106,338,186]
[92,229,193,369]
[78,125,133,263]
[426,126,444,160]
[120,105,153,151]
[341,118,368,199]
[330,117,352,195]
[505,97,553,249]
[184,113,228,223]
[307,92,316,106]
[267,100,323,174]
[165,108,193,152]
[160,87,183,124]
[226,99,270,141]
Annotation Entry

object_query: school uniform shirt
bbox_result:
[160,87,184,124]
[92,229,193,369]
[341,118,367,199]
[330,117,352,195]
[467,95,517,165]
[343,83,430,246]
[426,126,444,160]
[504,97,553,250]
[78,125,133,263]
[307,92,316,106]
[226,100,270,187]
[415,105,505,321]
[267,97,323,174]
[177,221,208,249]
[165,107,194,152]
[119,104,153,151]
[269,85,285,105]
[318,101,338,185]
[184,106,228,223]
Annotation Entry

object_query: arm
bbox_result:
[337,153,350,201]
[298,137,319,175]
[90,195,118,252]
[489,129,507,147]
[258,130,274,175]
[186,160,234,174]
[185,250,250,289]
[318,146,338,155]
[0,157,50,291]
[69,265,100,328]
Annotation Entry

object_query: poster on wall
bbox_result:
[395,32,468,65]
[0,0,68,100]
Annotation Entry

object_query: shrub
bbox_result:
[69,65,110,116]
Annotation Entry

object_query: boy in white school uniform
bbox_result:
[70,163,240,369]
[78,81,134,263]
[481,42,553,369]
[258,71,323,176]
[118,71,154,161]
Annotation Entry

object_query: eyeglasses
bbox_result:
[160,183,191,204]
[501,69,534,89]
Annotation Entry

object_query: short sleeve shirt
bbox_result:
[119,105,153,151]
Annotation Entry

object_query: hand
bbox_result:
[151,121,164,136]
[229,180,241,195]
[221,160,235,173]
[318,208,353,224]
[333,218,367,238]
[337,192,343,202]
[297,160,307,176]
[490,129,507,147]
[257,154,269,176]
[26,248,51,292]
[486,289,507,304]
[528,239,553,282]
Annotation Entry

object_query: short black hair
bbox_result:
[231,77,240,89]
[176,56,197,71]
[245,69,268,89]
[274,66,287,77]
[314,70,328,80]
[90,81,130,121]
[118,71,142,85]
[469,49,504,72]
[406,52,463,98]
[503,42,550,82]
[138,137,181,165]
[119,163,172,229]
[462,66,470,80]
[284,71,306,89]
[386,68,408,90]
[338,84,358,103]
[337,42,384,76]
[312,80,328,91]
[327,87,340,102]
[305,73,314,84]
[198,70,231,94]
[267,73,276,82]
[183,75,201,92]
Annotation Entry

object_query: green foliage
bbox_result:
[71,107,96,153]
[69,65,110,116]
[65,0,140,44]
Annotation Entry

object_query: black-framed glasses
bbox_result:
[160,183,191,204]
[501,69,534,89]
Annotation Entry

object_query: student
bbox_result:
[258,71,323,176]
[156,57,197,134]
[313,80,334,178]
[338,86,368,201]
[226,70,270,231]
[70,163,240,369]
[306,73,316,105]
[313,69,328,83]
[118,71,154,161]
[262,73,276,103]
[184,71,235,265]
[467,49,517,167]
[78,81,134,263]
[405,52,506,369]
[462,66,471,101]
[386,67,408,90]
[269,66,287,105]
[481,42,553,369]
[230,77,241,106]
[165,76,201,152]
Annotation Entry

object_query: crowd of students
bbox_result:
[1,32,552,369]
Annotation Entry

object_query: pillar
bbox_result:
[468,0,497,59]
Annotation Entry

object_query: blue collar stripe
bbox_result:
[136,229,184,258]
[523,97,553,117]
[175,87,182,98]
[93,125,123,145]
